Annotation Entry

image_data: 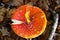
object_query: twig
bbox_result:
[49,14,59,40]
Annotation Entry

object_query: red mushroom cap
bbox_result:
[11,4,47,39]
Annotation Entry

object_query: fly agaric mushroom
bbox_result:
[11,4,47,39]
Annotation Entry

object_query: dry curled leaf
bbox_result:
[58,25,60,33]
[0,7,6,13]
[0,15,4,22]
[0,27,10,36]
[2,0,10,3]
[37,0,49,11]
[6,8,16,18]
[0,12,5,16]
[55,5,60,10]
[13,0,23,6]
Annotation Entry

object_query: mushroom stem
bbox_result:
[27,38,32,40]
